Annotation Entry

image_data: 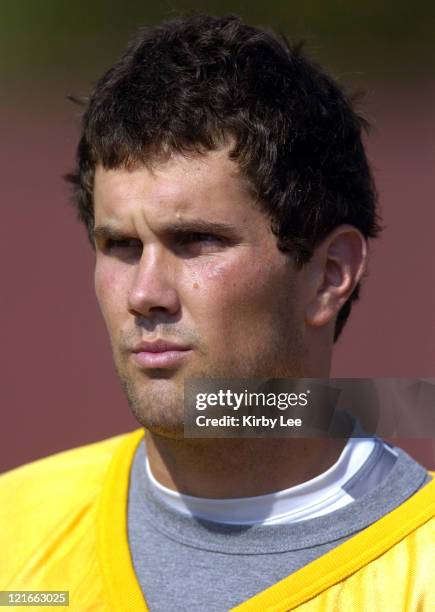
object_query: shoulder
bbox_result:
[0,430,138,502]
[0,429,144,588]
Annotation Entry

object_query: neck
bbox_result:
[145,434,347,498]
[146,356,336,498]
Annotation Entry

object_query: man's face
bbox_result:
[94,148,310,437]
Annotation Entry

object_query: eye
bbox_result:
[171,232,226,256]
[104,238,142,254]
[175,232,223,246]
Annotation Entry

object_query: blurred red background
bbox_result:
[1,3,434,472]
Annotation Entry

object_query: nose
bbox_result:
[127,245,180,319]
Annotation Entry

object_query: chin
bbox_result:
[130,407,186,439]
[122,377,186,438]
[142,422,185,440]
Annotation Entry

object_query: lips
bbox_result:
[131,340,192,368]
[132,340,191,353]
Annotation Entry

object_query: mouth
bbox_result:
[131,340,193,369]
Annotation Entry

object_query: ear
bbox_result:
[304,225,368,329]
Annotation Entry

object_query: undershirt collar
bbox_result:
[145,435,393,525]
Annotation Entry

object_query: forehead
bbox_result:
[93,148,258,226]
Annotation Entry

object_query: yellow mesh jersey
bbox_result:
[1,429,434,611]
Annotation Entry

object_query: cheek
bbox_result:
[202,260,231,282]
[185,258,248,303]
[94,262,127,321]
[185,255,291,317]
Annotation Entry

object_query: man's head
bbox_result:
[66,14,381,437]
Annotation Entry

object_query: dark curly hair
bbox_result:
[65,13,382,341]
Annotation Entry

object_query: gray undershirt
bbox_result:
[127,439,431,612]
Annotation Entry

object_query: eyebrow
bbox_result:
[92,220,240,242]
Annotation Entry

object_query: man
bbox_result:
[1,14,433,611]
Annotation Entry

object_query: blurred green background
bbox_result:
[1,1,434,471]
[2,0,435,105]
